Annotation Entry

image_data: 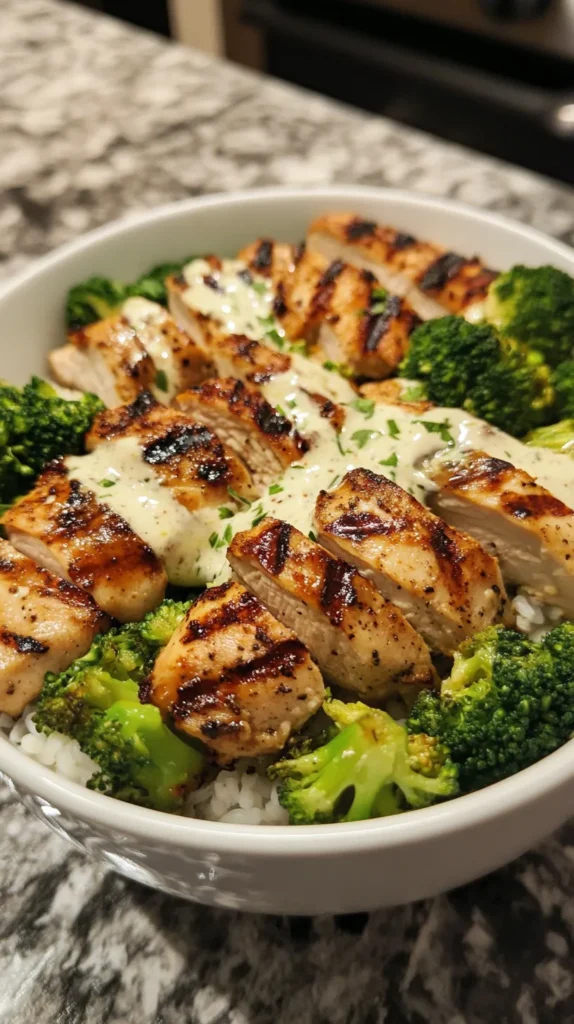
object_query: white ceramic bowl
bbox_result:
[2,186,574,916]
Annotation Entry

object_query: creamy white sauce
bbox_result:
[122,296,178,402]
[66,267,574,590]
[181,258,275,342]
[65,438,223,587]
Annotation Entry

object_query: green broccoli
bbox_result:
[269,698,458,824]
[485,265,574,367]
[526,418,574,455]
[66,276,128,331]
[407,624,574,793]
[550,359,574,419]
[35,600,203,812]
[399,316,555,437]
[0,377,103,507]
[66,257,197,330]
[126,258,196,307]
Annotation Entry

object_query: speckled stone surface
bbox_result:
[2,1,574,1020]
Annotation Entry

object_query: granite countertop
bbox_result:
[2,1,574,1020]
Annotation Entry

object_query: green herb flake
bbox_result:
[387,419,400,440]
[154,369,169,393]
[289,341,308,356]
[336,432,348,456]
[286,397,297,409]
[379,452,398,468]
[208,532,219,549]
[99,478,115,488]
[372,286,388,301]
[323,360,353,379]
[415,419,454,444]
[328,474,341,488]
[218,506,234,519]
[308,529,317,542]
[401,382,427,402]
[257,315,275,329]
[227,487,251,506]
[222,524,233,545]
[269,483,284,495]
[252,512,267,528]
[351,429,377,450]
[252,281,267,295]
[350,397,375,419]
[370,301,387,315]
[267,329,285,350]
[276,404,287,417]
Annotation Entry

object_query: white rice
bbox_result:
[0,588,562,825]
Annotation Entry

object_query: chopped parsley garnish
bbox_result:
[370,288,388,315]
[372,287,388,301]
[351,429,379,449]
[154,369,168,393]
[218,506,234,519]
[208,532,219,549]
[99,478,115,488]
[379,452,398,467]
[415,419,454,444]
[387,419,400,439]
[252,281,268,295]
[258,315,275,329]
[370,300,387,315]
[401,382,427,402]
[209,524,233,549]
[252,510,267,528]
[328,474,341,488]
[308,529,317,542]
[227,486,250,506]
[269,483,284,495]
[222,523,233,544]
[267,329,285,350]
[286,397,297,409]
[350,397,375,419]
[291,464,305,469]
[276,404,287,417]
[323,360,353,379]
[336,432,348,455]
[289,341,308,356]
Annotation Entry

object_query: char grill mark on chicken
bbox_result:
[2,461,167,622]
[314,467,511,655]
[147,580,325,763]
[228,517,435,701]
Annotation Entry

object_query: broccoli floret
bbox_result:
[399,316,555,437]
[551,359,574,419]
[269,698,458,824]
[526,418,574,455]
[0,377,103,506]
[35,600,202,812]
[66,276,128,331]
[127,258,196,307]
[408,624,574,792]
[485,265,574,367]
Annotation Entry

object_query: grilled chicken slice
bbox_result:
[2,461,167,622]
[228,518,435,701]
[359,379,435,415]
[121,297,213,399]
[175,378,309,491]
[307,213,497,321]
[0,540,107,716]
[315,468,510,655]
[428,451,574,617]
[208,332,291,384]
[147,580,325,763]
[86,391,256,510]
[49,315,156,408]
[242,240,419,379]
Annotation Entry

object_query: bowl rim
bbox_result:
[3,183,574,856]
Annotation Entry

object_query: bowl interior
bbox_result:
[2,185,574,850]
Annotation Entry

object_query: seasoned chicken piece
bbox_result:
[359,379,435,415]
[307,213,497,320]
[0,540,107,716]
[315,468,510,655]
[243,240,419,379]
[175,378,309,491]
[239,238,298,285]
[49,315,156,408]
[121,297,214,399]
[147,580,325,764]
[208,332,291,384]
[228,518,435,701]
[86,391,256,510]
[3,462,166,622]
[428,451,574,617]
